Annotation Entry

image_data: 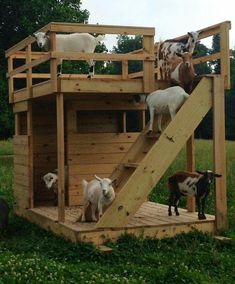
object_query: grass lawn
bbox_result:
[0,139,235,283]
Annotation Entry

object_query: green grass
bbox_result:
[0,139,13,156]
[0,140,235,283]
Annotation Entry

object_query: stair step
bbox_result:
[146,132,161,139]
[123,162,139,168]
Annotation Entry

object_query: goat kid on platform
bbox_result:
[146,86,189,134]
[33,31,105,78]
[81,175,115,222]
[158,31,199,80]
[168,170,222,220]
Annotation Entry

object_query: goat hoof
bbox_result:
[87,75,92,79]
[176,212,180,216]
[147,130,153,135]
[168,212,172,216]
[198,214,206,220]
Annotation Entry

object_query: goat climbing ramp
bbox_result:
[96,76,213,228]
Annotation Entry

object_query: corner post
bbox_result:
[50,32,58,92]
[57,93,65,222]
[213,75,228,231]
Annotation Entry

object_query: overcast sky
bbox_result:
[81,0,234,51]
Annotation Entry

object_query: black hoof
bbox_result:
[198,214,206,220]
[176,212,180,216]
[168,212,172,216]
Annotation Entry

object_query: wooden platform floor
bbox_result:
[22,202,215,245]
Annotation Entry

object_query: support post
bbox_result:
[213,75,228,231]
[26,44,32,98]
[8,56,14,103]
[57,93,65,222]
[143,35,155,93]
[186,135,195,212]
[27,102,34,208]
[50,32,58,92]
[220,22,230,90]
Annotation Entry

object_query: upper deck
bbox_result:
[5,21,231,104]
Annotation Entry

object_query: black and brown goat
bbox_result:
[168,170,222,220]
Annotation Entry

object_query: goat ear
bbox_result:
[94,175,102,181]
[176,52,182,57]
[111,178,117,185]
[214,173,222,178]
[32,33,37,38]
[196,170,204,175]
[45,30,50,36]
[188,32,192,37]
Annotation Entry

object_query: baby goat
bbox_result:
[168,170,222,220]
[146,86,189,133]
[33,31,105,77]
[42,167,68,206]
[81,175,115,222]
[0,198,9,232]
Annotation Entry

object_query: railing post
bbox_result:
[50,32,58,92]
[220,22,231,90]
[122,60,128,79]
[213,75,228,231]
[26,44,32,98]
[57,93,65,222]
[143,35,155,93]
[7,56,14,103]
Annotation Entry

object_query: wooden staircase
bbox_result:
[96,77,213,228]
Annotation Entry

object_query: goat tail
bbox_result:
[82,179,88,193]
[95,34,105,43]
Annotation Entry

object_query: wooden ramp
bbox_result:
[96,77,213,228]
[24,202,215,245]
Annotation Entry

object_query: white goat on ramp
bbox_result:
[146,86,189,133]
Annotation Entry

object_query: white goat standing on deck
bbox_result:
[81,175,115,222]
[146,86,189,133]
[33,31,105,77]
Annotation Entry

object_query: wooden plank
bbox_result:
[32,81,52,98]
[96,77,213,228]
[8,57,14,103]
[27,102,34,208]
[57,93,65,222]
[26,44,32,98]
[68,133,139,144]
[50,32,58,92]
[143,35,155,93]
[213,75,228,230]
[67,153,126,165]
[51,51,155,61]
[61,78,143,94]
[68,143,133,155]
[13,101,29,113]
[49,22,155,36]
[220,22,230,89]
[14,135,28,145]
[69,164,118,175]
[12,88,28,103]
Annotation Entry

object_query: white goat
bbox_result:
[33,31,105,77]
[146,86,189,133]
[81,175,115,222]
[42,167,68,205]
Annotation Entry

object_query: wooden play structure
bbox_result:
[5,21,231,245]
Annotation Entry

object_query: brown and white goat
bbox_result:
[168,170,222,220]
[170,52,195,94]
[157,31,199,80]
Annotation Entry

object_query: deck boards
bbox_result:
[29,202,215,233]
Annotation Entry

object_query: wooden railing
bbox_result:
[5,21,231,104]
[5,22,155,103]
[129,21,231,90]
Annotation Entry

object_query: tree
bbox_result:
[0,0,89,139]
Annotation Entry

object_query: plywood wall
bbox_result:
[14,135,30,209]
[32,101,58,205]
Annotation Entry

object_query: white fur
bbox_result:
[146,86,189,133]
[81,175,115,222]
[33,32,105,77]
